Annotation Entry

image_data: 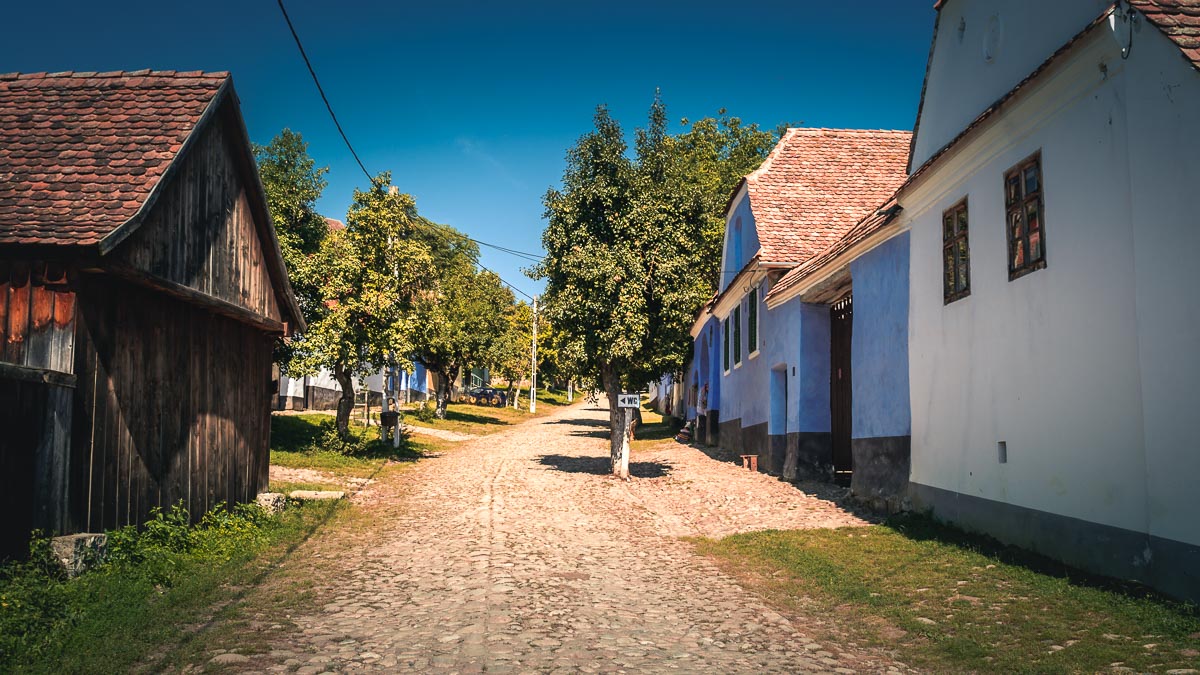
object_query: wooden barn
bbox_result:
[0,70,304,556]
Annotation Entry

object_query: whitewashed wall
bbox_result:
[905,16,1199,551]
[911,0,1112,169]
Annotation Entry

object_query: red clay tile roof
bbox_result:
[1131,0,1200,69]
[742,128,911,265]
[0,70,229,247]
[766,198,901,303]
[324,217,346,231]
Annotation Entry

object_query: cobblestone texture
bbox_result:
[235,402,902,673]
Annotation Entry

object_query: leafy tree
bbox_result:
[535,98,774,478]
[254,129,331,367]
[286,174,433,437]
[488,300,533,405]
[411,262,515,419]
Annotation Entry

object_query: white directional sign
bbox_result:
[617,393,640,409]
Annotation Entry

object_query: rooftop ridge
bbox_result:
[0,70,229,81]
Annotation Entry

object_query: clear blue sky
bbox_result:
[1,0,935,299]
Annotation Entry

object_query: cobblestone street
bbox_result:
[235,402,904,673]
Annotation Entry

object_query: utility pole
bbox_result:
[530,295,538,413]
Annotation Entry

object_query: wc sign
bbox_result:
[617,393,640,409]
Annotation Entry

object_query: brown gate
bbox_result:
[830,295,853,479]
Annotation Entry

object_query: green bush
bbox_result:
[0,501,278,670]
[413,401,435,422]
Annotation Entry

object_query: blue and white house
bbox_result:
[690,128,911,491]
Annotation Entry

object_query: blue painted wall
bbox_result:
[707,281,830,437]
[849,233,911,439]
[720,196,760,292]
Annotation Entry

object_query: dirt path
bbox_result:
[217,402,902,674]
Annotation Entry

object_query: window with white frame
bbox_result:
[733,305,742,366]
[747,286,759,356]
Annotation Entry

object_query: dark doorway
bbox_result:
[0,378,45,559]
[830,295,853,484]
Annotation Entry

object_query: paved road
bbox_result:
[244,402,902,674]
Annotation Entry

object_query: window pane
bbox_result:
[723,319,730,371]
[956,207,968,234]
[1030,230,1042,262]
[733,306,741,364]
[748,288,757,352]
[1024,164,1040,194]
[944,213,953,241]
[1010,209,1024,239]
[1013,234,1026,269]
[957,238,970,291]
[944,247,955,295]
[1006,174,1021,206]
[1026,200,1040,231]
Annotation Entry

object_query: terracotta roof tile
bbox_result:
[743,128,911,265]
[1130,0,1200,70]
[766,197,901,302]
[0,70,229,247]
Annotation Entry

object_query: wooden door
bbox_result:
[830,295,853,476]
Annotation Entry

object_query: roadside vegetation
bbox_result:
[695,514,1200,673]
[270,412,418,478]
[630,404,685,452]
[0,500,341,674]
[400,384,575,436]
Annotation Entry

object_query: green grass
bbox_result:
[401,400,544,435]
[694,514,1200,673]
[630,404,684,452]
[0,501,342,674]
[269,413,421,477]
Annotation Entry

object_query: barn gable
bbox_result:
[110,93,284,329]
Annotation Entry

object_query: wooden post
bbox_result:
[530,295,538,414]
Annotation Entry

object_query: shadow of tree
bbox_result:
[536,454,673,478]
[548,417,609,428]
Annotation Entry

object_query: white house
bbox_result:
[689,128,911,484]
[899,0,1199,601]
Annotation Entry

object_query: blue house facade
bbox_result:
[690,129,912,496]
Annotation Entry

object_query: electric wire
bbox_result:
[275,0,542,298]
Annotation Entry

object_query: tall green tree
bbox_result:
[411,262,515,419]
[254,129,330,367]
[287,174,433,436]
[536,99,774,478]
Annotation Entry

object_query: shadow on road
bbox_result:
[536,454,673,478]
[547,417,608,427]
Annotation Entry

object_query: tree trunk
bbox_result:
[333,362,356,440]
[434,365,460,419]
[601,365,631,480]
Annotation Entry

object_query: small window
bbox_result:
[942,199,971,303]
[723,317,730,373]
[1005,153,1047,280]
[747,286,759,356]
[733,305,742,366]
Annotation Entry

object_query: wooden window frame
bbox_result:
[733,305,742,367]
[942,198,971,304]
[1005,152,1048,281]
[747,285,760,358]
[723,317,730,374]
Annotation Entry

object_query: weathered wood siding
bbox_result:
[70,276,273,532]
[0,261,76,374]
[114,116,282,325]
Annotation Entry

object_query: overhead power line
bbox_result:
[277,0,372,184]
[275,0,542,295]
